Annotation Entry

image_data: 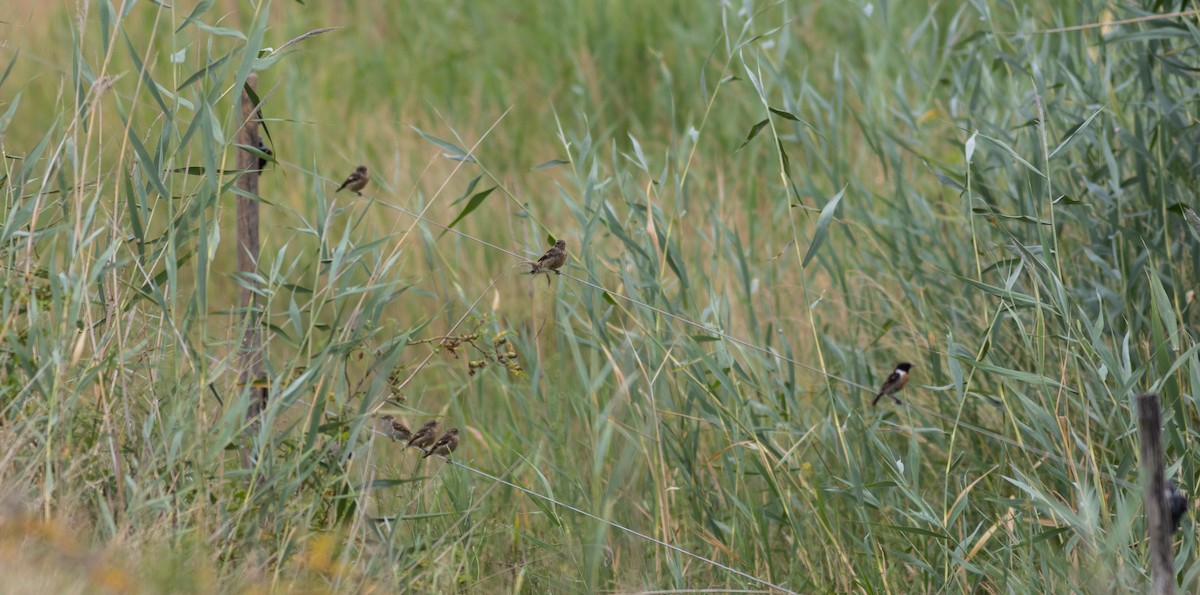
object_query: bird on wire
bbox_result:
[422,428,460,459]
[407,420,440,450]
[872,362,913,407]
[336,165,370,195]
[379,414,412,443]
[529,239,567,286]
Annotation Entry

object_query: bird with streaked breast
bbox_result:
[407,420,439,450]
[379,414,412,442]
[530,240,567,276]
[423,428,460,459]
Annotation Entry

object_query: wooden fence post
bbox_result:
[1137,392,1175,595]
[237,74,267,442]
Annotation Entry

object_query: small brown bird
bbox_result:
[530,239,567,279]
[390,419,412,442]
[379,414,411,442]
[872,362,913,406]
[336,165,369,195]
[378,414,398,439]
[406,420,439,450]
[422,428,460,458]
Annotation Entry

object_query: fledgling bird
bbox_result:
[1168,480,1188,533]
[406,420,439,450]
[336,165,370,195]
[378,414,399,439]
[422,428,460,458]
[390,419,412,443]
[379,414,412,443]
[872,362,914,406]
[529,239,567,282]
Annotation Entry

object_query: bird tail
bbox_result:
[871,392,883,407]
[422,450,434,459]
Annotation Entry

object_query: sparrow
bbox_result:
[379,414,412,443]
[390,418,412,443]
[336,165,369,195]
[529,239,567,279]
[406,420,439,450]
[872,362,913,406]
[422,427,460,458]
[1168,480,1188,533]
[378,414,398,439]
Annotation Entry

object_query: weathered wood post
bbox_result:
[237,74,267,441]
[1136,392,1175,595]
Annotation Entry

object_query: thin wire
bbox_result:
[366,427,794,592]
[1030,9,1200,34]
[441,455,798,594]
[285,161,1137,487]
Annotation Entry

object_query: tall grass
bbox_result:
[1,0,1198,592]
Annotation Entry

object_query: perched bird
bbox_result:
[390,419,412,443]
[422,428,460,459]
[529,239,567,280]
[406,420,439,450]
[872,362,913,406]
[379,414,412,443]
[336,165,370,195]
[378,414,399,439]
[1168,480,1188,533]
[254,140,273,172]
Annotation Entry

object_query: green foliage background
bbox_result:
[1,0,1199,592]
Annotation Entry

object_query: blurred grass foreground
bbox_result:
[2,1,1200,592]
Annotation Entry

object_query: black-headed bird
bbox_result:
[872,362,913,406]
[254,140,273,172]
[1168,480,1188,533]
